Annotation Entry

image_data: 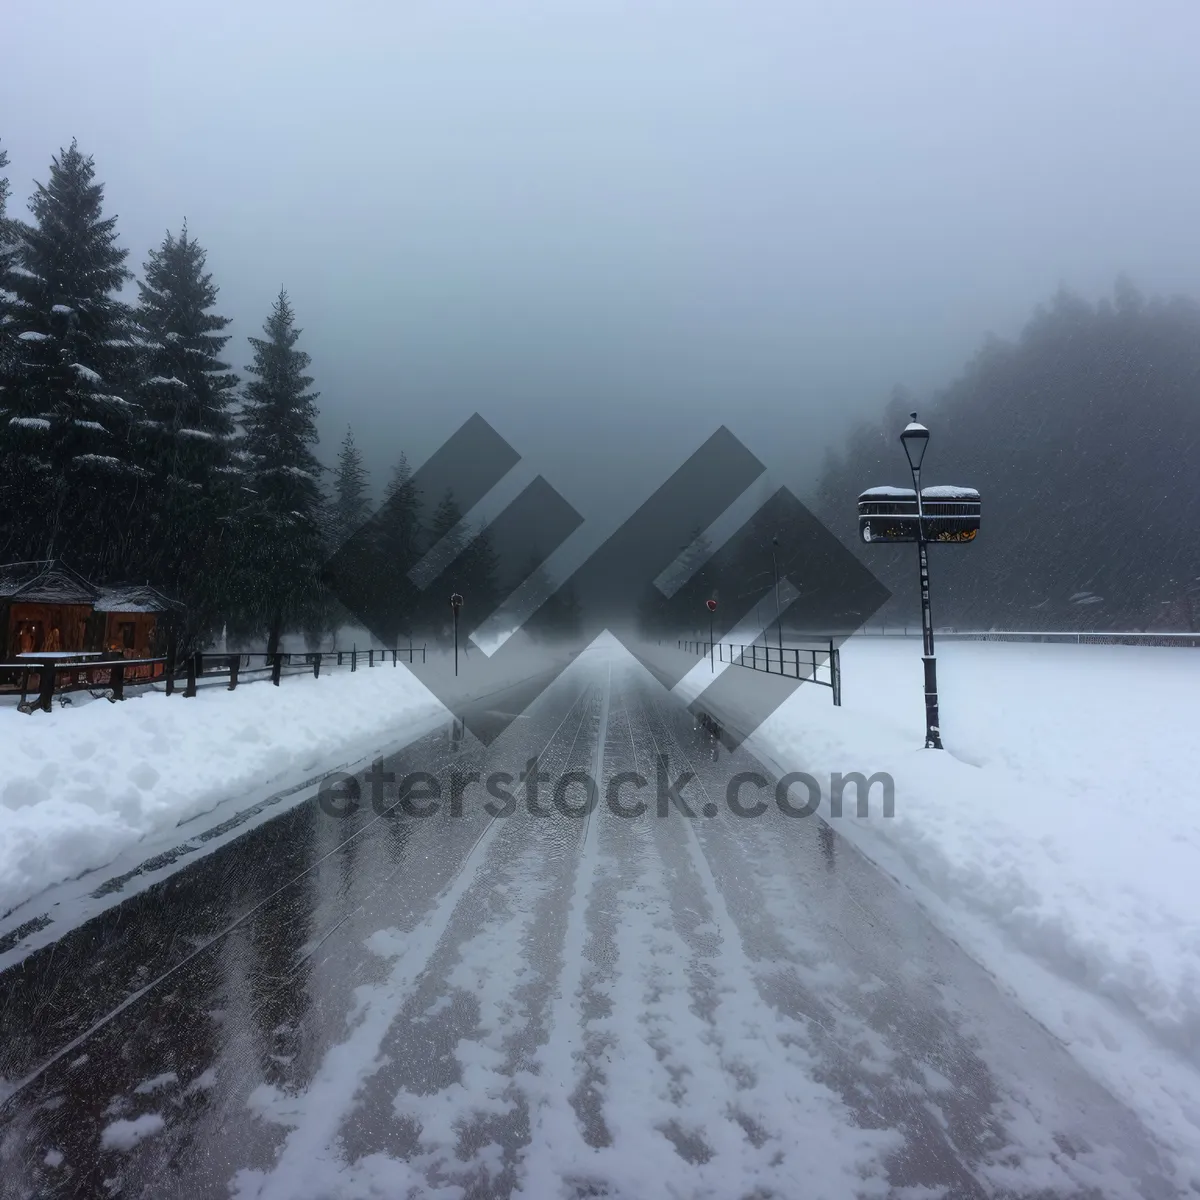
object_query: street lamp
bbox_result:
[900,413,942,749]
[859,415,979,748]
[450,592,463,677]
[706,598,717,671]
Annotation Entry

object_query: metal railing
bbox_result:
[0,644,428,713]
[677,638,842,706]
[856,629,1200,648]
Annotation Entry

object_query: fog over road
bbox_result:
[0,644,1175,1199]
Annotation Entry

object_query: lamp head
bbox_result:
[901,411,930,471]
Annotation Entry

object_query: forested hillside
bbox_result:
[814,282,1200,631]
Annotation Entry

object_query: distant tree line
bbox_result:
[0,137,546,654]
[814,280,1200,631]
[5,138,1194,646]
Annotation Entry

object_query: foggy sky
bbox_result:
[4,0,1199,539]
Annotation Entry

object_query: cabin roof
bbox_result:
[0,560,98,605]
[94,584,181,613]
[0,561,181,612]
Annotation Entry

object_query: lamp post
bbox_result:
[900,413,942,749]
[771,537,784,670]
[706,598,717,671]
[450,593,463,677]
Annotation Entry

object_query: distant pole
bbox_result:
[771,537,783,667]
[706,598,718,672]
[450,593,463,676]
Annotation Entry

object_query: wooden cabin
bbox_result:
[0,561,179,664]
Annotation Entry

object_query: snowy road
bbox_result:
[0,644,1178,1199]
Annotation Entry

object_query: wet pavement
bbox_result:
[0,644,1181,1198]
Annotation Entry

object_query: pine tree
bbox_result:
[0,140,19,559]
[0,138,16,361]
[238,290,325,655]
[384,453,418,515]
[420,489,466,635]
[374,454,422,640]
[458,521,501,626]
[0,141,139,577]
[331,425,369,548]
[133,223,240,638]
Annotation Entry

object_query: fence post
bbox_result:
[184,653,198,698]
[337,650,343,667]
[351,647,357,672]
[392,648,397,667]
[272,653,282,686]
[228,655,239,690]
[36,661,56,712]
[369,649,374,668]
[832,645,842,706]
[313,654,321,679]
[111,661,125,701]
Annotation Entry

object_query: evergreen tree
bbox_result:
[384,453,418,515]
[0,141,139,577]
[321,452,422,648]
[427,488,465,554]
[133,223,240,640]
[238,290,325,655]
[458,521,501,626]
[420,489,466,635]
[331,425,369,548]
[0,139,16,364]
[374,453,422,640]
[0,140,19,558]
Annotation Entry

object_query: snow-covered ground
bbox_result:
[4,632,1199,1183]
[718,637,1200,1183]
[0,664,443,920]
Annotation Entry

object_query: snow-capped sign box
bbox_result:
[858,486,980,544]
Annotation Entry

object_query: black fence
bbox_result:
[854,629,1200,647]
[0,644,428,713]
[678,638,842,706]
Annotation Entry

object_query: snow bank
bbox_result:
[0,665,441,918]
[734,638,1200,1177]
[100,1113,165,1151]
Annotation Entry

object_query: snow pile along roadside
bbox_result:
[0,666,443,918]
[741,637,1200,1181]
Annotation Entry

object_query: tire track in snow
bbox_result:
[512,664,617,1197]
[615,680,900,1198]
[366,679,608,1197]
[232,681,600,1200]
